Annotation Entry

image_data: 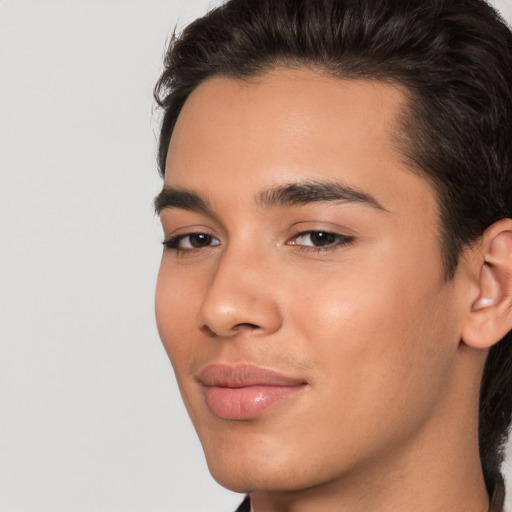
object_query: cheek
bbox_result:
[288,250,457,430]
[155,261,199,369]
[155,260,211,424]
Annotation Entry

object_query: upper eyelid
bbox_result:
[289,230,353,241]
[162,221,355,246]
[288,225,354,238]
[163,232,220,243]
[286,228,355,250]
[288,218,355,232]
[161,222,219,238]
[164,228,348,240]
[292,228,345,235]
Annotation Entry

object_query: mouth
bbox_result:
[196,363,308,420]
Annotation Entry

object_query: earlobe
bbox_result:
[462,219,512,350]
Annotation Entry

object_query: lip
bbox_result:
[197,363,307,420]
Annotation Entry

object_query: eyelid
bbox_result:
[289,229,353,243]
[161,221,218,240]
[161,225,221,255]
[163,232,220,247]
[286,224,355,252]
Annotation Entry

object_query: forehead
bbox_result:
[164,67,435,220]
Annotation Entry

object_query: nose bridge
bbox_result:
[199,240,282,337]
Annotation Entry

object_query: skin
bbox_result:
[155,68,491,511]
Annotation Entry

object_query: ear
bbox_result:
[461,219,512,349]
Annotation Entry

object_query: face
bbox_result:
[155,69,468,494]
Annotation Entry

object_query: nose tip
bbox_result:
[198,259,282,339]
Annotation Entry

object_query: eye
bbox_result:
[163,233,220,251]
[288,230,353,249]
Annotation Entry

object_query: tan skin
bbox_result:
[155,68,512,512]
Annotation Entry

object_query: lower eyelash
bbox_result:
[162,233,354,253]
[162,233,220,255]
[295,235,354,253]
[162,235,195,254]
[162,236,180,249]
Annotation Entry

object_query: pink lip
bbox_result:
[197,364,307,420]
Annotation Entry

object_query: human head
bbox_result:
[154,0,512,495]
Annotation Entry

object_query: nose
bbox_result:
[198,245,283,338]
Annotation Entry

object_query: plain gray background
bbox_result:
[1,1,511,511]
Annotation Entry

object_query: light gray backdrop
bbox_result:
[1,1,511,511]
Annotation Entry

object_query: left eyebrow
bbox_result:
[257,179,387,211]
[154,187,212,215]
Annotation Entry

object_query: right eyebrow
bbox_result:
[257,179,387,211]
[154,187,211,215]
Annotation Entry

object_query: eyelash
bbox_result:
[162,230,354,255]
[288,231,354,252]
[163,233,220,254]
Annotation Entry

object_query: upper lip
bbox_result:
[196,363,306,388]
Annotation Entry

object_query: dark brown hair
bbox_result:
[154,0,512,492]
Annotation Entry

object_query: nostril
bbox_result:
[200,322,260,338]
[234,323,260,330]
[201,325,219,338]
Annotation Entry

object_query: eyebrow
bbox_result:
[154,179,386,215]
[154,187,211,215]
[257,180,386,210]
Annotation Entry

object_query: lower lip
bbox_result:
[204,384,306,420]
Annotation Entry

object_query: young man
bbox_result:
[153,0,512,510]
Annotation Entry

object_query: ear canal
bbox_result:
[471,297,494,311]
[470,264,499,312]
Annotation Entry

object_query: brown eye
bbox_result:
[163,233,220,251]
[308,231,337,246]
[187,233,215,248]
[287,230,354,252]
[291,231,352,248]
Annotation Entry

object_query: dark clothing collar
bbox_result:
[235,496,251,512]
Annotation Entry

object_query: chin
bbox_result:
[202,438,277,491]
[208,463,301,494]
[202,438,329,494]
